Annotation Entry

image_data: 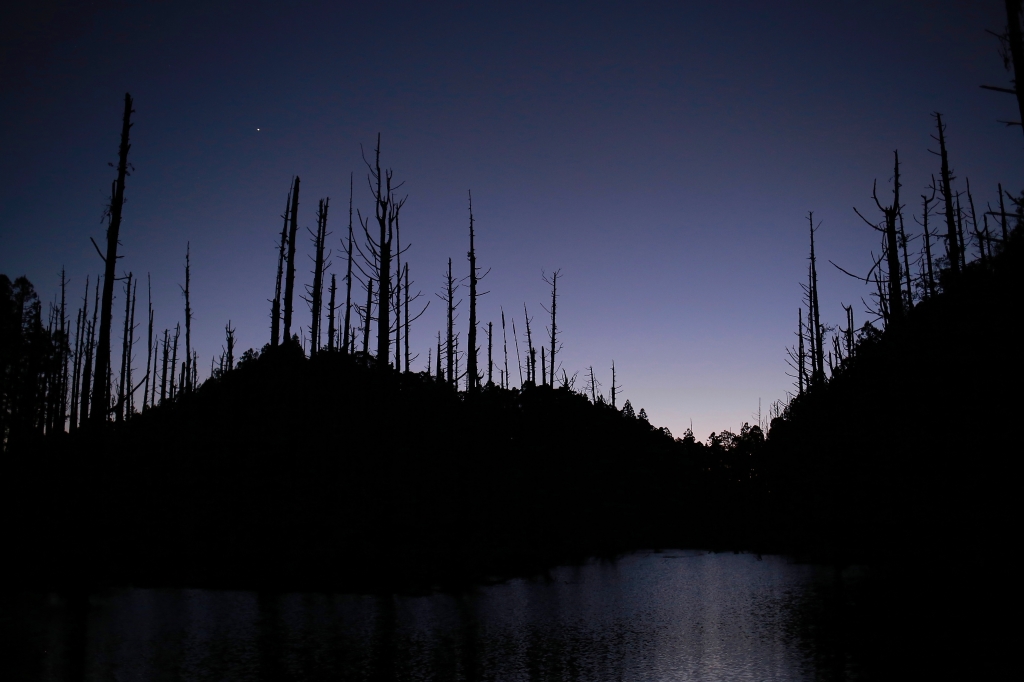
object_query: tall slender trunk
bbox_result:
[501,309,509,390]
[271,189,289,347]
[446,259,455,385]
[69,277,88,432]
[403,265,411,372]
[127,278,137,417]
[395,211,402,371]
[934,113,959,275]
[966,178,984,265]
[487,321,493,386]
[999,183,1010,242]
[310,198,329,355]
[170,324,179,399]
[343,173,354,355]
[117,273,133,422]
[955,196,967,271]
[922,190,937,298]
[543,270,560,384]
[160,329,169,404]
[466,191,479,391]
[884,152,905,321]
[327,274,337,352]
[362,279,373,355]
[610,361,617,407]
[523,304,534,385]
[541,346,546,387]
[283,176,301,344]
[92,93,134,424]
[513,316,523,387]
[808,215,824,380]
[436,333,443,381]
[183,244,192,393]
[798,308,805,395]
[80,279,99,425]
[143,274,152,410]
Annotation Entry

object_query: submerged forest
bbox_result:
[1,7,1021,611]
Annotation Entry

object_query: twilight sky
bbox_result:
[1,0,1019,438]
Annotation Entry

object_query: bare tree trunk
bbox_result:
[143,274,152,410]
[501,309,509,390]
[541,346,546,387]
[160,329,169,404]
[169,324,179,400]
[117,273,133,422]
[883,153,905,321]
[327,274,337,352]
[343,173,354,355]
[807,216,824,380]
[1005,0,1024,142]
[487,321,493,386]
[523,304,534,385]
[999,183,1010,242]
[466,191,479,391]
[403,265,411,372]
[309,198,329,356]
[512,315,523,387]
[283,176,301,344]
[92,93,134,424]
[183,244,192,393]
[921,187,937,298]
[934,113,960,275]
[446,258,455,385]
[80,279,100,425]
[610,361,618,408]
[271,189,289,347]
[798,308,806,395]
[362,279,373,355]
[542,270,560,385]
[69,277,87,432]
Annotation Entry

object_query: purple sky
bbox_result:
[1,1,1019,438]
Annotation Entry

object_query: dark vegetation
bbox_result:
[1,4,1021,605]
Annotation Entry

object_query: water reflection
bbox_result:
[3,552,871,681]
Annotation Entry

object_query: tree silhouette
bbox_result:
[91,93,134,424]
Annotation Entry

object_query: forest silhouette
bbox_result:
[1,4,1022,601]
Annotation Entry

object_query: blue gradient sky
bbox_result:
[1,1,1019,438]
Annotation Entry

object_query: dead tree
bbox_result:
[610,361,621,407]
[181,244,192,393]
[541,269,562,386]
[79,278,99,425]
[306,197,331,355]
[805,216,824,380]
[342,173,354,354]
[327,274,337,351]
[487,321,493,386]
[861,151,906,321]
[69,276,89,431]
[437,259,461,385]
[501,308,509,389]
[271,188,290,347]
[916,181,939,298]
[169,324,179,400]
[465,191,489,391]
[932,113,960,275]
[117,273,133,422]
[523,304,535,385]
[91,93,134,424]
[361,279,373,355]
[356,135,406,369]
[512,315,523,387]
[159,329,169,404]
[798,308,806,394]
[283,176,301,344]
[224,321,235,371]
[143,274,153,410]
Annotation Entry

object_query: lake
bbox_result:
[4,551,879,681]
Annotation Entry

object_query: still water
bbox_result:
[6,551,871,681]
